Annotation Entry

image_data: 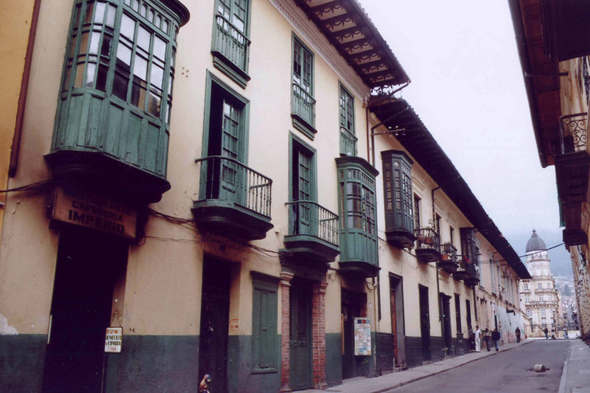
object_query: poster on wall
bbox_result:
[105,327,123,353]
[354,317,371,356]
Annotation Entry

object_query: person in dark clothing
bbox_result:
[515,327,521,343]
[544,327,549,339]
[492,328,501,351]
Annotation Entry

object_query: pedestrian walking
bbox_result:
[474,325,481,352]
[544,327,549,339]
[492,328,501,351]
[563,329,568,339]
[484,328,491,351]
[515,327,521,343]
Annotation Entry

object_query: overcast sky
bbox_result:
[360,0,571,272]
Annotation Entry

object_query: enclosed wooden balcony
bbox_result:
[439,243,459,273]
[192,156,273,241]
[211,14,251,87]
[464,264,480,287]
[555,113,590,246]
[414,228,441,263]
[453,259,470,281]
[283,201,340,264]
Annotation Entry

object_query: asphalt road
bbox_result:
[386,340,569,393]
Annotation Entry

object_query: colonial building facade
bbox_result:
[520,230,562,337]
[510,0,590,345]
[0,0,528,392]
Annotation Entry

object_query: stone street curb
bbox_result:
[369,341,535,393]
[558,340,572,393]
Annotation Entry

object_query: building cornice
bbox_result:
[268,0,371,102]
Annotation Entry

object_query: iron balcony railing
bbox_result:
[441,243,458,263]
[291,83,316,127]
[195,156,272,217]
[213,14,251,73]
[415,228,440,252]
[285,201,339,246]
[559,112,588,155]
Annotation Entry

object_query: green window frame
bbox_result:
[382,150,414,237]
[251,272,279,374]
[288,134,319,236]
[211,0,252,88]
[291,35,316,140]
[54,0,184,178]
[339,84,357,156]
[337,157,379,265]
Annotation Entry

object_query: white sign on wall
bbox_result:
[354,317,371,356]
[105,327,123,353]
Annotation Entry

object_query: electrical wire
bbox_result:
[0,179,53,194]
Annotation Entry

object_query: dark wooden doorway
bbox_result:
[42,228,128,393]
[342,290,368,379]
[198,257,231,393]
[289,278,313,391]
[389,275,404,368]
[418,285,431,362]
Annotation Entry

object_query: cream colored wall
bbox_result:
[0,0,36,244]
[371,119,477,339]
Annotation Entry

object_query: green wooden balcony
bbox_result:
[453,258,470,280]
[340,128,358,157]
[464,264,480,287]
[192,156,273,241]
[211,14,251,87]
[283,201,340,264]
[415,228,441,263]
[439,243,459,273]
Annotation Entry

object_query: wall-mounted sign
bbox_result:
[51,187,137,239]
[105,327,123,353]
[354,317,371,356]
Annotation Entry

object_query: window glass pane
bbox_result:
[101,34,112,56]
[124,0,131,5]
[96,64,108,91]
[80,32,90,54]
[148,9,154,22]
[131,81,147,110]
[137,26,150,50]
[74,63,86,88]
[168,73,173,97]
[166,100,171,123]
[140,4,147,17]
[133,54,147,80]
[106,5,116,27]
[121,14,135,39]
[84,2,95,24]
[89,31,101,54]
[74,5,82,30]
[155,14,161,28]
[85,63,96,87]
[162,19,169,33]
[113,72,129,100]
[69,35,77,59]
[150,63,164,88]
[147,91,161,117]
[63,66,71,91]
[154,36,166,59]
[117,43,132,65]
[94,2,106,24]
[132,0,139,12]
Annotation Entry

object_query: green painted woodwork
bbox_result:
[291,35,316,140]
[193,72,272,241]
[251,272,280,374]
[339,83,357,156]
[381,150,415,248]
[49,0,188,203]
[336,156,379,277]
[290,280,313,390]
[211,0,251,88]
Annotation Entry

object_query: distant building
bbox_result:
[520,230,562,337]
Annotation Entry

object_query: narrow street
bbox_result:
[386,340,569,393]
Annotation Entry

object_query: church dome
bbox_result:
[526,229,547,252]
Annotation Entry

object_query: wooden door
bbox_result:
[390,290,398,366]
[419,286,431,362]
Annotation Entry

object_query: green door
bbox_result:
[219,100,242,203]
[290,280,312,390]
[296,149,312,234]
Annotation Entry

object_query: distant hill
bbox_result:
[503,228,573,278]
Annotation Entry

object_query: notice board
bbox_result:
[354,317,371,356]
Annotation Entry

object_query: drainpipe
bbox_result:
[431,186,444,346]
[9,0,43,177]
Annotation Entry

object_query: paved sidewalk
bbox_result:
[558,339,590,393]
[301,340,533,393]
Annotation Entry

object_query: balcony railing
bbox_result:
[213,14,250,73]
[292,83,316,129]
[341,127,358,156]
[195,156,272,217]
[559,112,588,155]
[415,228,440,252]
[286,201,339,246]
